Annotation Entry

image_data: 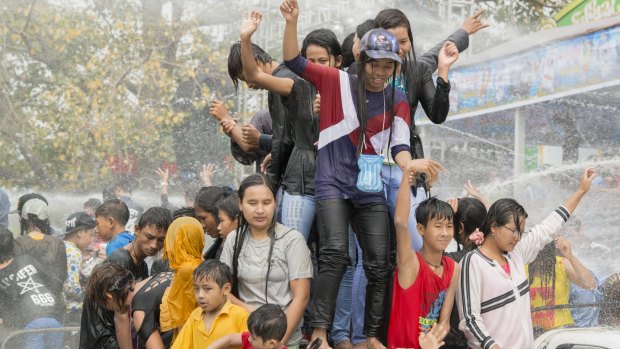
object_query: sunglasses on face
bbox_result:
[108,272,135,292]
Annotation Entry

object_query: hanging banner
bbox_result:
[555,0,620,27]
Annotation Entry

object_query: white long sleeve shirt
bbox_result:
[457,206,571,349]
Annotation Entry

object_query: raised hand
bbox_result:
[461,9,489,35]
[578,167,597,193]
[313,93,321,114]
[156,167,170,184]
[201,163,216,186]
[405,159,445,185]
[240,10,262,40]
[447,198,459,214]
[280,0,299,22]
[438,41,459,69]
[555,237,572,258]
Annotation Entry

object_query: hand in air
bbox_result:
[240,10,262,40]
[554,236,572,258]
[418,323,448,349]
[280,0,299,22]
[260,153,272,174]
[578,167,597,193]
[201,163,216,186]
[156,167,170,184]
[438,41,459,68]
[313,93,320,114]
[447,198,459,214]
[461,9,489,35]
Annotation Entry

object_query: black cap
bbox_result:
[64,212,96,235]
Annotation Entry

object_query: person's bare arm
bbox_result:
[557,237,597,290]
[562,168,597,213]
[240,11,293,96]
[394,171,419,289]
[207,333,243,349]
[282,278,311,344]
[436,264,461,340]
[226,293,255,313]
[114,311,133,349]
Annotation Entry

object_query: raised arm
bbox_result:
[556,237,597,290]
[240,11,293,96]
[281,0,300,62]
[394,170,419,288]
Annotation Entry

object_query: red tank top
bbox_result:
[387,252,455,349]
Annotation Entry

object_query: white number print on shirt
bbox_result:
[6,264,57,307]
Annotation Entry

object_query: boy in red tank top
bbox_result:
[387,164,460,349]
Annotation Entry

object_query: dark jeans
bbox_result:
[312,198,390,338]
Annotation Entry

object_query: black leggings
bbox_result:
[312,198,390,338]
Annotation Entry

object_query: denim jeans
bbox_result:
[382,164,426,251]
[331,227,357,344]
[351,240,368,345]
[24,317,63,349]
[281,191,316,240]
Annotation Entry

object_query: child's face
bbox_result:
[193,276,229,313]
[419,216,454,251]
[248,333,279,349]
[95,216,115,241]
[217,210,237,240]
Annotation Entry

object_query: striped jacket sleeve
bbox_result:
[457,252,496,349]
[515,205,571,265]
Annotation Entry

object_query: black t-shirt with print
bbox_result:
[106,248,149,281]
[0,255,63,327]
[131,272,173,348]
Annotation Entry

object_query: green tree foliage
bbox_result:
[0,0,236,190]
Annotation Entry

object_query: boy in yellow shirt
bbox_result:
[172,259,248,349]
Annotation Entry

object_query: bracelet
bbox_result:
[160,182,169,187]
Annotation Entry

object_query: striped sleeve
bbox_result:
[457,252,496,349]
[284,54,338,91]
[515,205,571,265]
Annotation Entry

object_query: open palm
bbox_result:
[240,11,262,39]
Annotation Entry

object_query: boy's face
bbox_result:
[95,216,115,241]
[248,333,279,349]
[418,216,454,252]
[134,224,167,257]
[76,228,95,250]
[193,276,230,313]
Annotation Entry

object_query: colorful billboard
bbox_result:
[555,0,620,27]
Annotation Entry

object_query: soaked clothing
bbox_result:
[132,272,173,348]
[457,207,571,349]
[231,108,272,172]
[161,217,205,332]
[63,241,84,313]
[14,233,67,288]
[284,54,411,204]
[528,256,574,330]
[266,64,299,187]
[281,79,319,196]
[0,255,64,328]
[388,253,455,349]
[107,247,149,281]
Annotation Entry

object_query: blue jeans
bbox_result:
[331,227,357,344]
[351,241,367,344]
[24,317,63,349]
[382,164,426,251]
[281,191,316,240]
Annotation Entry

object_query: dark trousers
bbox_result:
[312,198,390,338]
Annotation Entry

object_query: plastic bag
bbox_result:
[356,154,384,192]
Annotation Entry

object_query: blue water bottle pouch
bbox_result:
[356,154,384,192]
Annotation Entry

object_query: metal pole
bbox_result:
[513,108,525,196]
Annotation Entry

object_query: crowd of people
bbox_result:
[0,1,618,349]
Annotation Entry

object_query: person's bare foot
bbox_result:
[352,341,367,349]
[311,328,332,349]
[366,337,387,349]
[335,340,353,349]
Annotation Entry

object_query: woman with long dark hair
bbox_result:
[280,1,448,348]
[457,168,596,349]
[220,173,312,348]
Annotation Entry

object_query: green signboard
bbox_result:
[555,0,620,27]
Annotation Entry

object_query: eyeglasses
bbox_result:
[502,225,523,240]
[108,272,135,292]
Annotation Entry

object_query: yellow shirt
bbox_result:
[171,300,249,349]
[527,256,574,330]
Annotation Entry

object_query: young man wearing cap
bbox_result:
[13,196,68,290]
[60,212,96,323]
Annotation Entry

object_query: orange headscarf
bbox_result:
[160,217,205,332]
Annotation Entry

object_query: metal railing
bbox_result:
[1,327,80,349]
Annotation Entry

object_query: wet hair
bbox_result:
[86,263,134,312]
[481,198,528,238]
[172,206,197,220]
[232,174,277,300]
[193,259,232,288]
[528,242,558,306]
[341,33,355,69]
[95,199,130,226]
[454,198,487,250]
[247,304,287,342]
[84,198,102,211]
[195,186,227,224]
[217,194,240,222]
[415,197,454,228]
[137,207,173,232]
[228,42,274,89]
[374,9,422,114]
[301,28,342,59]
[0,227,14,263]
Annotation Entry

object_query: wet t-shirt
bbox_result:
[106,248,149,281]
[132,272,173,348]
[0,255,63,327]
